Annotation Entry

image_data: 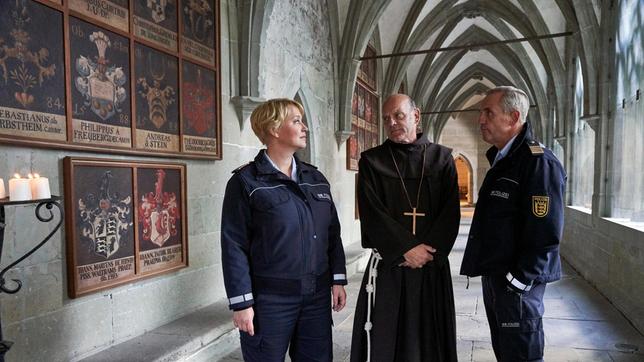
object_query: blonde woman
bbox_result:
[221,98,347,361]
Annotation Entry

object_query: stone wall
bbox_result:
[438,112,489,204]
[0,1,359,360]
[562,209,644,333]
[561,0,644,335]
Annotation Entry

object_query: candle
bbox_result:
[0,178,5,199]
[9,174,32,201]
[30,173,51,200]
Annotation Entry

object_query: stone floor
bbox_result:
[218,212,644,361]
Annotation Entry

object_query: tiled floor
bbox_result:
[218,212,644,361]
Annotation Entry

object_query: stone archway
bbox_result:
[454,154,474,205]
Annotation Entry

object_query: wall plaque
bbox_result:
[181,0,216,66]
[134,44,179,152]
[70,17,132,147]
[133,0,178,52]
[64,157,188,297]
[0,0,221,160]
[181,61,218,154]
[0,0,66,141]
[69,0,129,31]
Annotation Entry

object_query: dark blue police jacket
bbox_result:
[460,122,566,293]
[221,150,347,310]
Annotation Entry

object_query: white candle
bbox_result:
[30,173,51,200]
[9,174,32,201]
[0,178,5,199]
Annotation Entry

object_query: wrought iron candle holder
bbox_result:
[0,196,63,360]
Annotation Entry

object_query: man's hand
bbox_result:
[403,244,436,268]
[332,285,347,312]
[233,307,255,335]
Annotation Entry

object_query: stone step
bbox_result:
[79,300,238,362]
[79,242,370,362]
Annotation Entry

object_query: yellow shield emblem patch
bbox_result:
[532,196,549,217]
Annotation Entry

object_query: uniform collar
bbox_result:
[486,122,534,165]
[492,133,519,166]
[254,149,306,180]
[263,151,298,181]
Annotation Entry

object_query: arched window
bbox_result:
[454,155,473,205]
[347,43,380,170]
[570,57,595,211]
[552,108,565,168]
[611,0,644,223]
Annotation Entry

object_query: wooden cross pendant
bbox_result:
[403,207,426,235]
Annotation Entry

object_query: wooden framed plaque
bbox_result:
[0,0,67,142]
[0,0,221,160]
[347,83,380,171]
[69,0,130,32]
[181,61,218,154]
[134,43,179,152]
[70,16,132,147]
[64,157,188,298]
[136,166,184,274]
[181,0,216,66]
[133,0,178,52]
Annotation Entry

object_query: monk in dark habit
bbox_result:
[350,94,460,362]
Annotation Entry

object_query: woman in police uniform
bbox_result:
[221,98,347,362]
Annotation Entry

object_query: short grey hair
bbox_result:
[487,86,530,124]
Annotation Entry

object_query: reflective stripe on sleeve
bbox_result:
[228,293,254,305]
[333,274,346,281]
[506,272,532,291]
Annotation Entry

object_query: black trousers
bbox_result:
[239,287,333,362]
[482,275,546,362]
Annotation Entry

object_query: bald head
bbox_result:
[383,94,415,111]
[382,94,420,144]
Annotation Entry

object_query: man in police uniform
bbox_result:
[461,86,566,361]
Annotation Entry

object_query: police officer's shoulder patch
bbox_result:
[532,196,549,217]
[232,162,252,173]
[527,140,544,155]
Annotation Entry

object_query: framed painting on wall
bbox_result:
[133,0,178,52]
[64,157,187,298]
[69,0,129,31]
[0,0,67,142]
[347,83,380,171]
[0,0,221,160]
[136,166,185,274]
[181,0,216,66]
[69,17,132,148]
[134,43,180,152]
[181,61,219,155]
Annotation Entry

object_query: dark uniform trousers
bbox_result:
[482,275,546,362]
[240,274,333,362]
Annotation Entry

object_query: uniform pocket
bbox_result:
[251,187,291,211]
[240,330,263,350]
[494,281,523,331]
[487,179,519,218]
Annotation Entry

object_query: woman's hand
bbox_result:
[233,307,255,335]
[332,285,347,312]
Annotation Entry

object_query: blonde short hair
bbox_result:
[250,98,304,144]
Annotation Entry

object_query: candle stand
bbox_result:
[0,197,63,361]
